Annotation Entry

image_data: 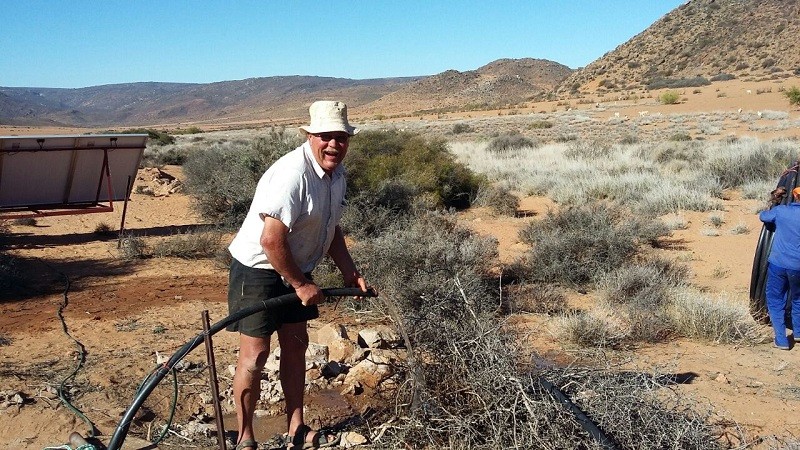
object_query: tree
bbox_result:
[785,86,800,106]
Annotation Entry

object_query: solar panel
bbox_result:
[0,134,147,216]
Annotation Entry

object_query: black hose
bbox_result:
[107,287,377,450]
[537,377,619,450]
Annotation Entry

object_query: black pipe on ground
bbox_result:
[107,287,376,450]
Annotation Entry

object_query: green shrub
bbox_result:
[173,126,203,135]
[118,128,175,146]
[0,253,20,292]
[346,130,484,210]
[785,86,800,106]
[659,91,681,105]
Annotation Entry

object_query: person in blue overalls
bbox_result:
[759,187,800,349]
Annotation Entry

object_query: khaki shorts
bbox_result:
[226,258,319,337]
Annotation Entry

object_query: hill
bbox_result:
[560,0,800,95]
[0,77,419,128]
[359,58,572,116]
[0,58,570,129]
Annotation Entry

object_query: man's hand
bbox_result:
[295,281,324,306]
[344,273,371,300]
[770,186,787,206]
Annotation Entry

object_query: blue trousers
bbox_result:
[765,264,800,345]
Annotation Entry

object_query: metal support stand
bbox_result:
[202,310,227,450]
[118,175,132,245]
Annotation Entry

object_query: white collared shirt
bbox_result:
[228,142,346,273]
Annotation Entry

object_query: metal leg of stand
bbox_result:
[202,310,227,450]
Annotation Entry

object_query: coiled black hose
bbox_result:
[107,287,376,450]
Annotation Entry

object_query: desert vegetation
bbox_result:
[133,128,783,448]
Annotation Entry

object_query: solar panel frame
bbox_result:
[0,134,147,214]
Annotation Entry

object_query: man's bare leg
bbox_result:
[278,321,309,440]
[233,334,271,445]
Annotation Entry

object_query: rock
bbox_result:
[317,323,349,340]
[306,343,329,369]
[321,361,346,378]
[357,326,401,349]
[327,337,361,363]
[340,431,368,448]
[344,350,396,390]
[715,373,730,384]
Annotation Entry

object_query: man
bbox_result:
[226,100,368,449]
[759,186,800,350]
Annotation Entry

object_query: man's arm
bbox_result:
[759,206,779,224]
[259,215,324,305]
[327,225,368,292]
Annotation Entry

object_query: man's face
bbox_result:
[308,131,350,174]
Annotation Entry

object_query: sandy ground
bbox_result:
[3,77,800,449]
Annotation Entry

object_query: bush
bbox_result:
[183,130,300,227]
[0,253,20,292]
[451,123,473,134]
[506,283,568,315]
[514,203,670,288]
[346,213,724,449]
[668,132,692,141]
[659,91,681,105]
[597,259,690,343]
[472,184,520,216]
[785,86,800,106]
[151,229,223,258]
[646,77,710,90]
[94,222,116,237]
[705,141,796,188]
[346,130,484,210]
[710,73,736,82]
[669,290,762,344]
[141,146,189,166]
[13,217,36,226]
[528,120,554,129]
[119,128,175,146]
[486,132,537,156]
[117,235,147,260]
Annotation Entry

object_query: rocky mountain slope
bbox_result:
[560,0,800,94]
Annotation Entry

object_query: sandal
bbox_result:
[235,438,259,450]
[287,424,341,449]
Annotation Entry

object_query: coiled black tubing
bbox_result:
[107,287,377,450]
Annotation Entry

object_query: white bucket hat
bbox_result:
[299,100,359,136]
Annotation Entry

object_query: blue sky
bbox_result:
[2,1,686,89]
